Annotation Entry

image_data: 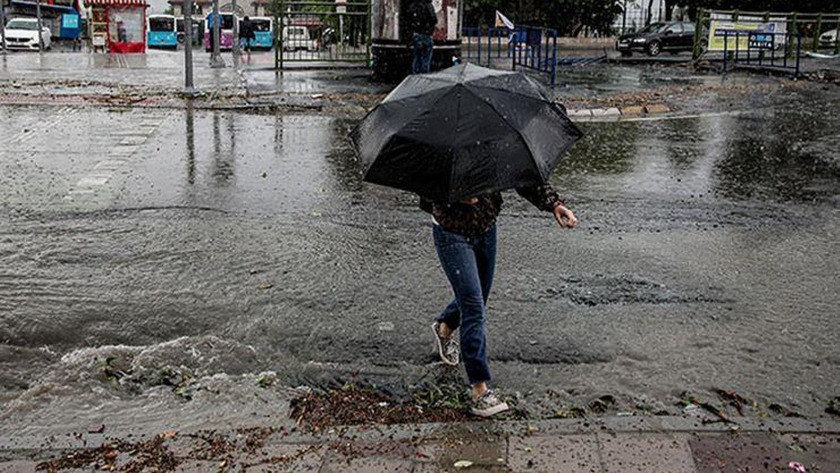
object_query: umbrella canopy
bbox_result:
[351,63,583,203]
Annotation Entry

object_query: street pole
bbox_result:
[1,0,7,54]
[273,5,279,69]
[183,0,195,94]
[210,0,224,67]
[231,0,239,61]
[36,0,43,52]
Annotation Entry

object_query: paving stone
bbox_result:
[433,435,507,467]
[416,462,509,472]
[621,105,645,115]
[0,460,41,472]
[239,443,325,472]
[690,432,840,473]
[320,456,414,472]
[508,434,601,472]
[644,103,671,114]
[175,459,224,472]
[590,107,621,117]
[566,109,593,117]
[599,433,696,473]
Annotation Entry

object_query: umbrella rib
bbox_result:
[460,85,549,183]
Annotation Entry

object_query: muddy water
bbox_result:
[1,89,839,437]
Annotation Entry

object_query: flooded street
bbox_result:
[0,79,839,438]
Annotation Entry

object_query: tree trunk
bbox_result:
[664,0,673,21]
[646,0,654,26]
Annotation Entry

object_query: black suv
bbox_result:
[616,21,697,56]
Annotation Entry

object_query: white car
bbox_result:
[1,18,52,51]
[819,29,838,49]
[282,26,318,52]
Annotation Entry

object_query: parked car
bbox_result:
[1,18,52,51]
[282,26,318,52]
[819,29,838,49]
[616,21,696,57]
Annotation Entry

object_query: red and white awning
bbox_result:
[85,0,147,6]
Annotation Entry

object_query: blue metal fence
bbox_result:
[511,26,559,87]
[461,25,606,87]
[461,27,511,66]
[720,30,803,76]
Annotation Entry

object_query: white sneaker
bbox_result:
[470,390,509,417]
[432,322,459,366]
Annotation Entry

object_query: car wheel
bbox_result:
[646,40,661,56]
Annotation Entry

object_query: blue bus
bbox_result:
[240,17,274,50]
[147,14,178,49]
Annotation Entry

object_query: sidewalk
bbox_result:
[2,416,839,472]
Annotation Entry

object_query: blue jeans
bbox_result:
[433,224,497,385]
[411,34,433,74]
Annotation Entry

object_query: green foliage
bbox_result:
[465,0,840,34]
[465,0,623,35]
[676,0,840,14]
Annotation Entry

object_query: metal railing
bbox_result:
[694,9,840,60]
[461,26,510,66]
[510,26,558,87]
[272,0,371,69]
[720,30,802,76]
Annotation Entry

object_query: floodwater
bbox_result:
[1,84,839,439]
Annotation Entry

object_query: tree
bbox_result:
[465,0,623,36]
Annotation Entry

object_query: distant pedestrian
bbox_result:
[407,0,436,73]
[424,188,578,417]
[207,12,218,52]
[240,16,255,56]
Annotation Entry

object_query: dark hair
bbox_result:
[244,16,250,20]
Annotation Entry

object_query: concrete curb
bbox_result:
[2,415,838,453]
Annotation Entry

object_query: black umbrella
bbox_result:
[350,63,583,203]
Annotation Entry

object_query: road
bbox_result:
[0,57,838,438]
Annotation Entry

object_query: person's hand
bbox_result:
[553,204,578,229]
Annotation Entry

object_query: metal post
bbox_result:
[550,30,556,87]
[477,27,481,65]
[722,30,728,74]
[1,1,7,54]
[366,0,371,65]
[36,0,44,52]
[210,0,223,67]
[795,33,801,77]
[486,26,491,66]
[183,0,195,94]
[277,0,283,70]
[273,0,279,69]
[232,0,239,60]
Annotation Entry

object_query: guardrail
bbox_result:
[720,29,803,76]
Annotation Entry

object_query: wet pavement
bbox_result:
[0,58,839,447]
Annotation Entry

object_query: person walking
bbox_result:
[407,0,436,73]
[423,187,578,417]
[240,16,255,59]
[207,11,218,53]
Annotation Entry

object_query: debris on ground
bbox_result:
[289,384,479,432]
